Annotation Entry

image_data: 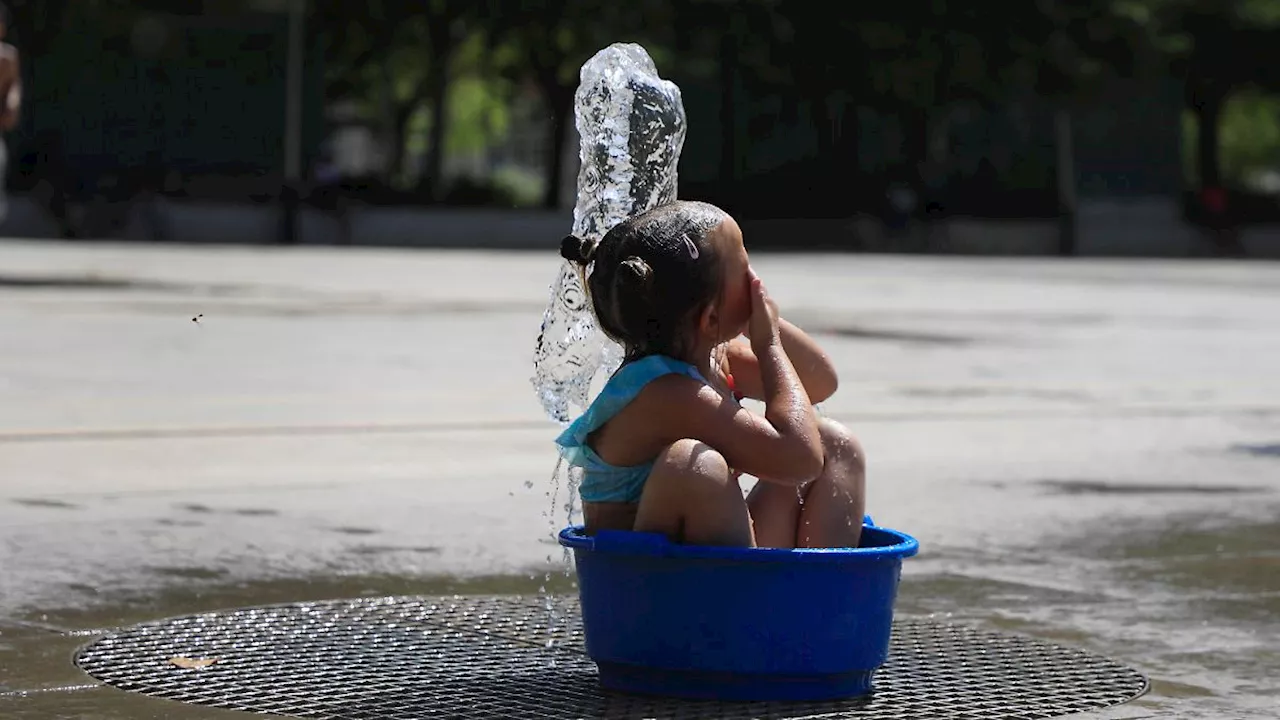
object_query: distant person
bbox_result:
[0,1,22,221]
[555,200,866,549]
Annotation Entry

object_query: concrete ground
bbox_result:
[0,238,1277,718]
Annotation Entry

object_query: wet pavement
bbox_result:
[1,239,1278,718]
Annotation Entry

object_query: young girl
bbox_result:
[557,200,866,549]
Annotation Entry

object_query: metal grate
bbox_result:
[76,595,1148,719]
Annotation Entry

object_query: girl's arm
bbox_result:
[645,272,823,485]
[725,318,838,404]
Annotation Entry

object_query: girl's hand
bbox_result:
[747,267,780,350]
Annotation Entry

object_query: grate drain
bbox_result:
[76,594,1147,719]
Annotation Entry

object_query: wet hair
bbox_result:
[561,200,729,364]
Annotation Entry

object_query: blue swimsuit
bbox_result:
[556,355,708,504]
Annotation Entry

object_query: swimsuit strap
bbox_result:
[556,355,705,452]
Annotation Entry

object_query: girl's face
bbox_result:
[708,216,752,342]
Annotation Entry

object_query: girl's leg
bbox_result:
[748,418,866,548]
[633,439,755,547]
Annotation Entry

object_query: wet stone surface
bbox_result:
[2,243,1279,717]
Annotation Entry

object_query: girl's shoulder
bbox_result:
[595,355,711,424]
[613,354,705,387]
[562,356,703,440]
[557,355,707,457]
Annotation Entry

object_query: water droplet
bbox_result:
[533,456,575,667]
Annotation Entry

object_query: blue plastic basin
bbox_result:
[558,518,919,701]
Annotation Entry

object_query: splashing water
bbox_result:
[536,459,586,660]
[528,43,688,663]
[538,457,567,660]
[530,43,687,424]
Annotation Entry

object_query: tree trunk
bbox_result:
[387,101,418,188]
[1196,90,1224,189]
[540,81,574,209]
[1054,108,1077,257]
[380,63,399,185]
[424,21,455,200]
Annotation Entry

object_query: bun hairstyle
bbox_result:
[564,200,729,363]
[559,235,598,266]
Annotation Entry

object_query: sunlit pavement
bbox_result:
[1,238,1277,718]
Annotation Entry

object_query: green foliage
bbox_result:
[304,0,1280,201]
[491,166,545,207]
[447,76,511,154]
[1182,88,1280,191]
[1219,88,1280,189]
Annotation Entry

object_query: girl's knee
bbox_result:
[642,439,751,546]
[655,439,732,485]
[817,418,866,475]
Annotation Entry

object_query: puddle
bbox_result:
[164,505,277,518]
[0,686,251,719]
[1232,443,1280,458]
[1087,517,1280,627]
[897,572,1109,618]
[0,570,580,717]
[14,572,576,633]
[0,274,176,292]
[329,526,378,536]
[0,624,101,693]
[155,519,204,528]
[3,513,1276,718]
[346,545,442,556]
[1037,479,1269,496]
[1090,516,1280,563]
[810,324,974,346]
[147,567,229,581]
[890,509,1280,719]
[1010,513,1278,717]
[10,499,79,510]
[898,386,1093,402]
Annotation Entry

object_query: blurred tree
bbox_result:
[676,0,787,183]
[1215,88,1280,189]
[479,0,669,208]
[314,0,469,191]
[1121,0,1280,190]
[704,0,1146,202]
